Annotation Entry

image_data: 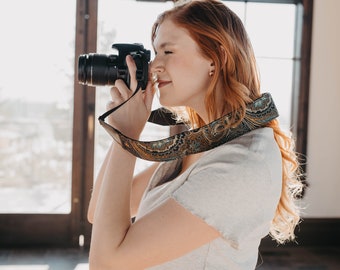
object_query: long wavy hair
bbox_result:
[152,0,304,244]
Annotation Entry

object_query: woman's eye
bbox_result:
[164,51,173,54]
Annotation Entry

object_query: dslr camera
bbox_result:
[78,43,151,89]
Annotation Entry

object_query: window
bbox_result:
[0,0,79,247]
[0,0,312,247]
[223,1,298,132]
[0,0,76,214]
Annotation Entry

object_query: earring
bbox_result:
[209,62,215,76]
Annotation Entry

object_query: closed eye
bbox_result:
[153,50,173,56]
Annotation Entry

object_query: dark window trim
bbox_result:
[72,0,98,248]
[294,0,313,177]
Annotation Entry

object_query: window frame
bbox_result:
[224,0,313,173]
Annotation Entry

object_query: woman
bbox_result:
[87,0,303,269]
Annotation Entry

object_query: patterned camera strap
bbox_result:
[99,92,279,162]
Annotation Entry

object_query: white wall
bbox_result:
[302,0,340,217]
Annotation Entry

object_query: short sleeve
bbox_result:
[171,139,281,248]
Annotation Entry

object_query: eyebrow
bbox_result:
[160,42,175,48]
[155,41,175,50]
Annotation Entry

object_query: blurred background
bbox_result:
[0,0,339,269]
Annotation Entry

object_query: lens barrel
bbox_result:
[78,53,124,86]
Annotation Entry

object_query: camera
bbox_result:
[78,43,151,89]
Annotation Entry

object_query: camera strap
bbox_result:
[98,84,181,126]
[98,87,279,162]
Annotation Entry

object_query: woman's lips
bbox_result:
[157,80,171,88]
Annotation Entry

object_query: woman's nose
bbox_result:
[150,58,164,74]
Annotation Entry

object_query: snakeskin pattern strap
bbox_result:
[99,92,279,161]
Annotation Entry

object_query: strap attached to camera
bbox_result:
[98,84,279,162]
[98,83,179,126]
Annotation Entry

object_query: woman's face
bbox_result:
[151,19,213,116]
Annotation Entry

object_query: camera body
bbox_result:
[78,43,151,89]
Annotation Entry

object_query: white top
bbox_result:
[135,128,282,270]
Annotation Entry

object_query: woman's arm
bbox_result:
[87,143,114,224]
[89,142,220,270]
[131,162,159,216]
[87,143,159,223]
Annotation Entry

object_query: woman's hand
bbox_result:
[106,55,155,139]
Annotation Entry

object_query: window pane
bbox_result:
[245,3,297,130]
[95,0,172,176]
[246,3,296,58]
[257,58,294,130]
[0,0,76,213]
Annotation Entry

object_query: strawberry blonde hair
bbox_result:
[152,0,304,244]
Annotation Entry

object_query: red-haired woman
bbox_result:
[87,1,303,269]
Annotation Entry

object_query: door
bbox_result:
[0,0,96,247]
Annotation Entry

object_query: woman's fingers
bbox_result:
[126,55,138,91]
[105,55,153,137]
[114,80,132,100]
[110,86,124,102]
[110,54,138,102]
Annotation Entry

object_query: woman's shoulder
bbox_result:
[171,128,282,247]
[195,127,279,171]
[149,127,281,191]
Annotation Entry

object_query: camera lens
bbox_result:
[78,53,121,86]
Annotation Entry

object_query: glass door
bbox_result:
[0,0,82,247]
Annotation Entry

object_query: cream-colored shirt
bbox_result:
[136,128,282,270]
